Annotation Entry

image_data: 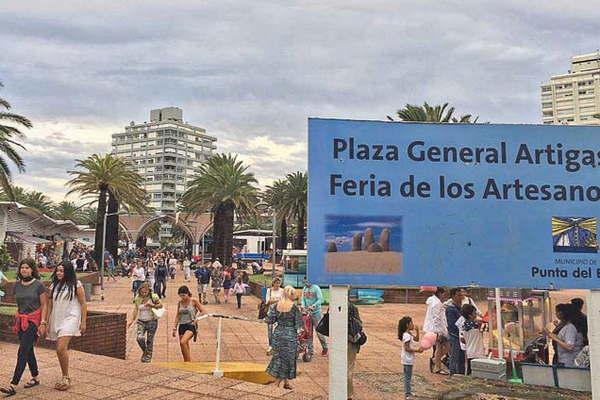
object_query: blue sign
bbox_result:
[308,118,600,289]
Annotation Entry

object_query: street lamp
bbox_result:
[100,210,128,301]
[256,202,277,278]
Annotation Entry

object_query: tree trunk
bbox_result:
[295,212,305,249]
[222,201,235,266]
[279,217,288,250]
[106,190,119,262]
[93,186,108,265]
[212,205,223,262]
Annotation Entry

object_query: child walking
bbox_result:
[398,316,423,400]
[460,304,485,375]
[233,276,245,309]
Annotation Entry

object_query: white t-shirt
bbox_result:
[424,295,448,336]
[267,287,283,303]
[463,324,485,359]
[401,332,415,365]
[133,266,146,281]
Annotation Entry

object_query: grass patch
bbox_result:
[249,274,273,286]
[3,271,52,281]
[0,305,16,315]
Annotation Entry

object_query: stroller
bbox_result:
[297,309,314,362]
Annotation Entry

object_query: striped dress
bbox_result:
[266,304,302,379]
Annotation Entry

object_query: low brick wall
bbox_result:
[0,306,126,359]
[1,272,99,303]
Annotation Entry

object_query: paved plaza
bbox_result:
[0,272,592,399]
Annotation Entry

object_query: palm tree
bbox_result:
[264,179,289,251]
[281,171,307,249]
[182,153,258,265]
[235,213,270,231]
[24,190,54,215]
[387,102,478,123]
[0,82,30,199]
[53,201,85,223]
[66,154,149,263]
[0,186,54,215]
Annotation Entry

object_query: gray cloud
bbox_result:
[1,0,599,199]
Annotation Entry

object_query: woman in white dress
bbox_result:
[47,261,87,391]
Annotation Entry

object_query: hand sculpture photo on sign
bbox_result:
[325,215,402,274]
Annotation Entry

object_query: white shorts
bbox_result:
[198,283,209,294]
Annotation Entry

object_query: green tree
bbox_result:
[52,201,85,223]
[387,102,478,123]
[66,154,149,263]
[182,153,258,265]
[0,82,30,199]
[0,245,14,271]
[0,186,54,215]
[280,171,307,250]
[24,190,54,215]
[264,179,289,251]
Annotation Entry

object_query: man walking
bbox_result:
[424,287,449,375]
[154,260,168,299]
[195,262,211,304]
[446,288,466,375]
[301,277,328,357]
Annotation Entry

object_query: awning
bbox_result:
[5,232,52,245]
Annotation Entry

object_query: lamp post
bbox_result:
[100,210,128,301]
[256,202,277,278]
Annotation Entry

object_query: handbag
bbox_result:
[258,301,269,320]
[152,306,166,319]
[316,311,330,337]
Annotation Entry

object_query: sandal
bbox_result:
[283,383,293,390]
[0,386,16,397]
[24,378,40,389]
[434,369,450,375]
[55,376,70,391]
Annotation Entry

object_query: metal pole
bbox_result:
[272,212,276,278]
[213,317,224,377]
[588,290,600,399]
[201,233,205,264]
[329,285,348,400]
[495,288,504,359]
[100,212,108,302]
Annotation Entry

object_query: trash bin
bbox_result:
[84,283,92,302]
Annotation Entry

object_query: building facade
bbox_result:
[542,53,600,125]
[111,107,217,239]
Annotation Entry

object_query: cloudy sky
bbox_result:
[0,1,598,201]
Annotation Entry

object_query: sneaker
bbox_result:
[321,349,328,356]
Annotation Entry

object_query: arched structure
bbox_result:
[119,212,212,254]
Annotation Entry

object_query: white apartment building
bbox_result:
[542,53,600,125]
[112,107,216,239]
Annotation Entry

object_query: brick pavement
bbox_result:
[1,271,591,399]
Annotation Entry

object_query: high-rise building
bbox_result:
[112,107,217,239]
[542,53,600,125]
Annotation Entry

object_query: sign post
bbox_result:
[329,285,348,400]
[494,288,504,358]
[588,290,600,398]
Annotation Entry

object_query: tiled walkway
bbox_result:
[1,272,591,399]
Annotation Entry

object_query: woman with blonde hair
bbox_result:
[266,286,302,390]
[127,282,162,363]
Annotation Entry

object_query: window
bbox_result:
[542,102,552,108]
[542,86,552,92]
[543,111,553,117]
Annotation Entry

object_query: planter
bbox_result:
[0,306,127,359]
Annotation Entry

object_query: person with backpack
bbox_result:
[347,299,366,400]
[154,260,168,299]
[194,262,211,304]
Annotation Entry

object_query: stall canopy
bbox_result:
[5,232,52,244]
